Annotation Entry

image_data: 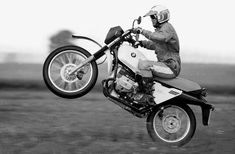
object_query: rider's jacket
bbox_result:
[141,22,181,76]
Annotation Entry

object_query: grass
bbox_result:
[0,90,234,153]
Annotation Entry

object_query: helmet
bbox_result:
[144,5,170,24]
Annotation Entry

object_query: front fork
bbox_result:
[69,45,109,76]
[69,55,95,75]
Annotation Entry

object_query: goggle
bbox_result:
[150,15,157,20]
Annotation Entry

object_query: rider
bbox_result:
[133,5,181,79]
[132,5,181,105]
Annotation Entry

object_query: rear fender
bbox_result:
[176,93,214,126]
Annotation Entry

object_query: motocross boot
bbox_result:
[140,77,155,105]
[133,93,155,105]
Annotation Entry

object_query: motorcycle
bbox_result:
[43,16,214,147]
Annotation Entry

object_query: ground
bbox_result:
[0,90,234,154]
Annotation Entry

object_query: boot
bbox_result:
[133,93,155,105]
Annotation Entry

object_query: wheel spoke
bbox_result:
[54,58,64,67]
[170,133,178,141]
[75,80,86,89]
[66,53,72,63]
[70,82,77,91]
[51,63,62,71]
[64,53,71,64]
[53,76,64,88]
[75,59,82,65]
[58,56,65,65]
[153,105,192,143]
[67,52,76,64]
[83,64,91,73]
[69,52,76,63]
[175,108,180,118]
[47,48,95,94]
[71,53,78,64]
[72,58,77,64]
[50,68,60,75]
[63,82,68,90]
[67,82,72,91]
[50,67,61,78]
[164,133,171,140]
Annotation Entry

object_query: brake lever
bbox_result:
[135,34,139,42]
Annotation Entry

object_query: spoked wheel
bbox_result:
[43,46,98,98]
[147,103,196,147]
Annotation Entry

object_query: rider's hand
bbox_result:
[133,27,143,34]
[134,41,143,48]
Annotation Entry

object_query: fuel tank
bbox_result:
[118,44,152,77]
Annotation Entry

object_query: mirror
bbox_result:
[137,16,142,24]
[132,16,142,29]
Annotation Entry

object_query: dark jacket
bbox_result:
[141,22,181,76]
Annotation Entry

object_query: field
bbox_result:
[0,63,235,153]
[0,91,234,154]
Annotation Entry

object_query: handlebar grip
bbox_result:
[136,29,141,34]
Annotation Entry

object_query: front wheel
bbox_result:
[146,103,196,147]
[43,46,98,98]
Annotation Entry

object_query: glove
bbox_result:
[138,41,143,47]
[133,27,143,34]
[134,41,143,48]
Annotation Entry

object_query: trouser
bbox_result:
[138,59,176,79]
[138,59,177,104]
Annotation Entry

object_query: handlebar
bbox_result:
[135,34,139,42]
[131,16,142,42]
[121,29,141,48]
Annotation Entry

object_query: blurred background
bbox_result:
[0,0,235,153]
[0,0,234,94]
[1,0,235,64]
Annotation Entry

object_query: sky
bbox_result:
[0,0,234,63]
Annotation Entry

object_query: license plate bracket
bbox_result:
[201,104,214,125]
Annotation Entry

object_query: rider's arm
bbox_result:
[141,25,172,43]
[141,40,156,50]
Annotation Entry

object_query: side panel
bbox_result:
[153,82,182,104]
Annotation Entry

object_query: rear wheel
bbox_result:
[146,103,196,147]
[43,46,98,98]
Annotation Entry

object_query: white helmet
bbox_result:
[144,5,170,24]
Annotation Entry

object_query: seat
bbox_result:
[154,77,202,92]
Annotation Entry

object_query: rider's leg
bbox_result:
[138,59,176,104]
[138,59,176,79]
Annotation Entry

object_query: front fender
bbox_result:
[176,93,214,126]
[72,35,102,48]
[72,35,106,65]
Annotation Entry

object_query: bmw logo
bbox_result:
[131,52,136,58]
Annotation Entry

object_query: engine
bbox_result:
[113,65,155,105]
[115,66,138,93]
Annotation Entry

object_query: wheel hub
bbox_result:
[162,114,181,133]
[60,64,78,83]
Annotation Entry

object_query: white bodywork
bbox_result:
[118,44,147,73]
[106,44,148,76]
[152,82,182,104]
[105,44,182,104]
